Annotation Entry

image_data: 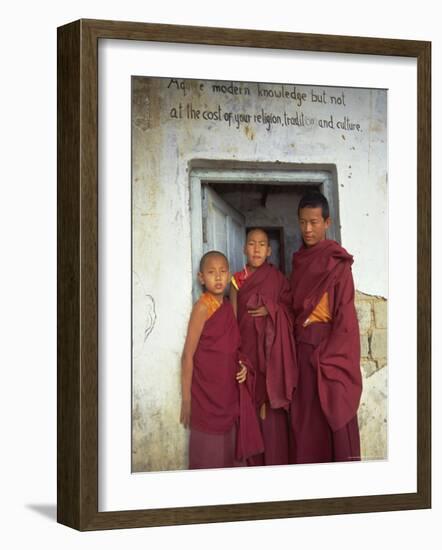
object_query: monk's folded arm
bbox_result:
[236,361,247,383]
[247,305,269,317]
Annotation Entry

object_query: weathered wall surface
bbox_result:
[356,292,388,460]
[132,77,388,472]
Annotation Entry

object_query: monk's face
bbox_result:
[198,254,230,296]
[244,229,271,270]
[298,206,331,247]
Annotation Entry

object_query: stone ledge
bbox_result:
[360,333,370,358]
[374,299,388,329]
[355,300,372,332]
[371,328,387,359]
[361,360,377,378]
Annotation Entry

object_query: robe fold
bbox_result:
[236,262,298,410]
[235,262,298,465]
[235,353,265,462]
[189,298,263,468]
[290,239,362,463]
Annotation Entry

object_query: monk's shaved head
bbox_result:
[199,250,229,272]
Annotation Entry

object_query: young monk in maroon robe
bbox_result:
[230,229,298,466]
[290,191,362,464]
[180,251,263,469]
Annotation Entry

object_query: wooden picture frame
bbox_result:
[57,19,431,530]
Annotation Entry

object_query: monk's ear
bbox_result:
[197,272,205,285]
[266,245,272,258]
[324,217,331,230]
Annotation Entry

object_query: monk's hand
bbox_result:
[236,361,247,384]
[247,305,269,317]
[259,402,267,420]
[180,399,191,428]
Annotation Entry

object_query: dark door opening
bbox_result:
[204,182,320,275]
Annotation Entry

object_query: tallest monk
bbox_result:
[290,191,362,464]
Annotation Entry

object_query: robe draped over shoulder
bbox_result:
[291,240,362,432]
[190,298,263,461]
[235,262,298,410]
[191,299,240,434]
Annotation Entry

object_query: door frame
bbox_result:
[189,163,340,299]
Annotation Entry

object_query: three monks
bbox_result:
[181,190,362,469]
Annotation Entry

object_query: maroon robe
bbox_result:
[290,240,362,464]
[189,299,263,469]
[236,262,298,465]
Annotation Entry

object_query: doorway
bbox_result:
[189,163,340,299]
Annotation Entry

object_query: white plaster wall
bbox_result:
[141,78,386,286]
[132,76,387,471]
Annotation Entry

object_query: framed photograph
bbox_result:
[57,19,431,530]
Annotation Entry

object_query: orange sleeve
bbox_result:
[303,292,332,326]
[199,292,221,320]
[231,275,239,291]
